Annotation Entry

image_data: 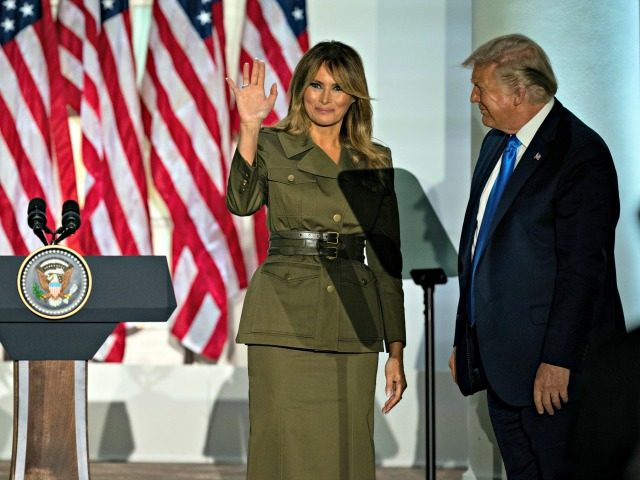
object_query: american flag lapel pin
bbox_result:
[534,152,542,161]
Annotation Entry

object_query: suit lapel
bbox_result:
[459,134,507,268]
[469,135,507,208]
[484,101,563,242]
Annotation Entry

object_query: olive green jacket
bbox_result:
[226,128,405,353]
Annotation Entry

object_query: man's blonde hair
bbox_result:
[463,34,557,104]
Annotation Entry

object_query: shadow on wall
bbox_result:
[203,368,250,463]
[373,399,400,462]
[395,168,458,279]
[410,370,470,469]
[89,402,135,460]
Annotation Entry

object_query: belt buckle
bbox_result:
[322,231,339,260]
[325,231,339,245]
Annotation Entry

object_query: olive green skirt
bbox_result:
[247,345,379,480]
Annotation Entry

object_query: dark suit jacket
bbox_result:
[567,327,640,479]
[454,99,626,406]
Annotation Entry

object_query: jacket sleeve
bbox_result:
[226,145,267,216]
[541,137,621,370]
[365,155,406,349]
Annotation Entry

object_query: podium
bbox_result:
[0,255,176,480]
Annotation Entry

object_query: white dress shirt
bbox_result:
[472,99,555,256]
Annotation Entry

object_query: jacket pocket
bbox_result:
[244,262,320,337]
[267,167,317,219]
[337,264,383,343]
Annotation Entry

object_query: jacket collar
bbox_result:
[276,130,341,178]
[276,129,315,157]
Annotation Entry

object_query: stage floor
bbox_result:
[0,463,464,479]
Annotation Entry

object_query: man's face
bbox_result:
[470,63,518,133]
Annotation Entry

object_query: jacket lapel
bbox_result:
[484,100,563,241]
[469,135,508,208]
[276,131,339,178]
[460,134,507,267]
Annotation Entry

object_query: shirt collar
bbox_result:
[515,98,555,148]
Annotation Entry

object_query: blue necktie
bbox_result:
[469,135,521,326]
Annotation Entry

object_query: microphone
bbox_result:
[53,200,81,245]
[27,198,51,246]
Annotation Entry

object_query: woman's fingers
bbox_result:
[226,59,276,123]
[242,61,250,86]
[236,59,269,89]
[250,58,261,85]
[256,59,266,86]
[267,82,278,107]
[382,377,407,414]
[225,77,238,95]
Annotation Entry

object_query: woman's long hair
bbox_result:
[276,41,390,168]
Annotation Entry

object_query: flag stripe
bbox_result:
[246,0,293,94]
[157,0,228,128]
[39,4,78,203]
[153,154,229,358]
[142,0,246,359]
[57,0,151,361]
[145,47,245,287]
[234,0,309,270]
[0,0,77,257]
[152,5,227,190]
[0,137,28,254]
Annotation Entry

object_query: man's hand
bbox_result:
[448,348,457,384]
[533,362,570,415]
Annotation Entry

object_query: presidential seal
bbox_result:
[17,245,92,320]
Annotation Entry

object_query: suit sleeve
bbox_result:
[541,138,620,370]
[226,142,268,216]
[365,152,406,349]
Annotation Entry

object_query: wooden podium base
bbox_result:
[11,360,90,480]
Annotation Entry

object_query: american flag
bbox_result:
[57,0,151,361]
[0,0,76,255]
[141,0,248,360]
[234,0,308,271]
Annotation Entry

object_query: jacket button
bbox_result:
[326,285,335,293]
[287,174,295,182]
[285,274,292,281]
[241,179,248,186]
[360,278,368,285]
[332,213,342,223]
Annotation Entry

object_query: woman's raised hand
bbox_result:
[226,59,277,127]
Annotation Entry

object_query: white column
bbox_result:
[466,2,640,479]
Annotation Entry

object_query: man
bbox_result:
[449,34,625,479]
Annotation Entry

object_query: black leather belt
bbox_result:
[268,231,366,261]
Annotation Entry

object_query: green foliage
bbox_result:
[32,282,45,299]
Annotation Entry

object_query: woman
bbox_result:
[226,41,406,480]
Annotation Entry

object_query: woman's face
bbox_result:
[303,64,355,130]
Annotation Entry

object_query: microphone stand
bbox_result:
[411,268,447,480]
